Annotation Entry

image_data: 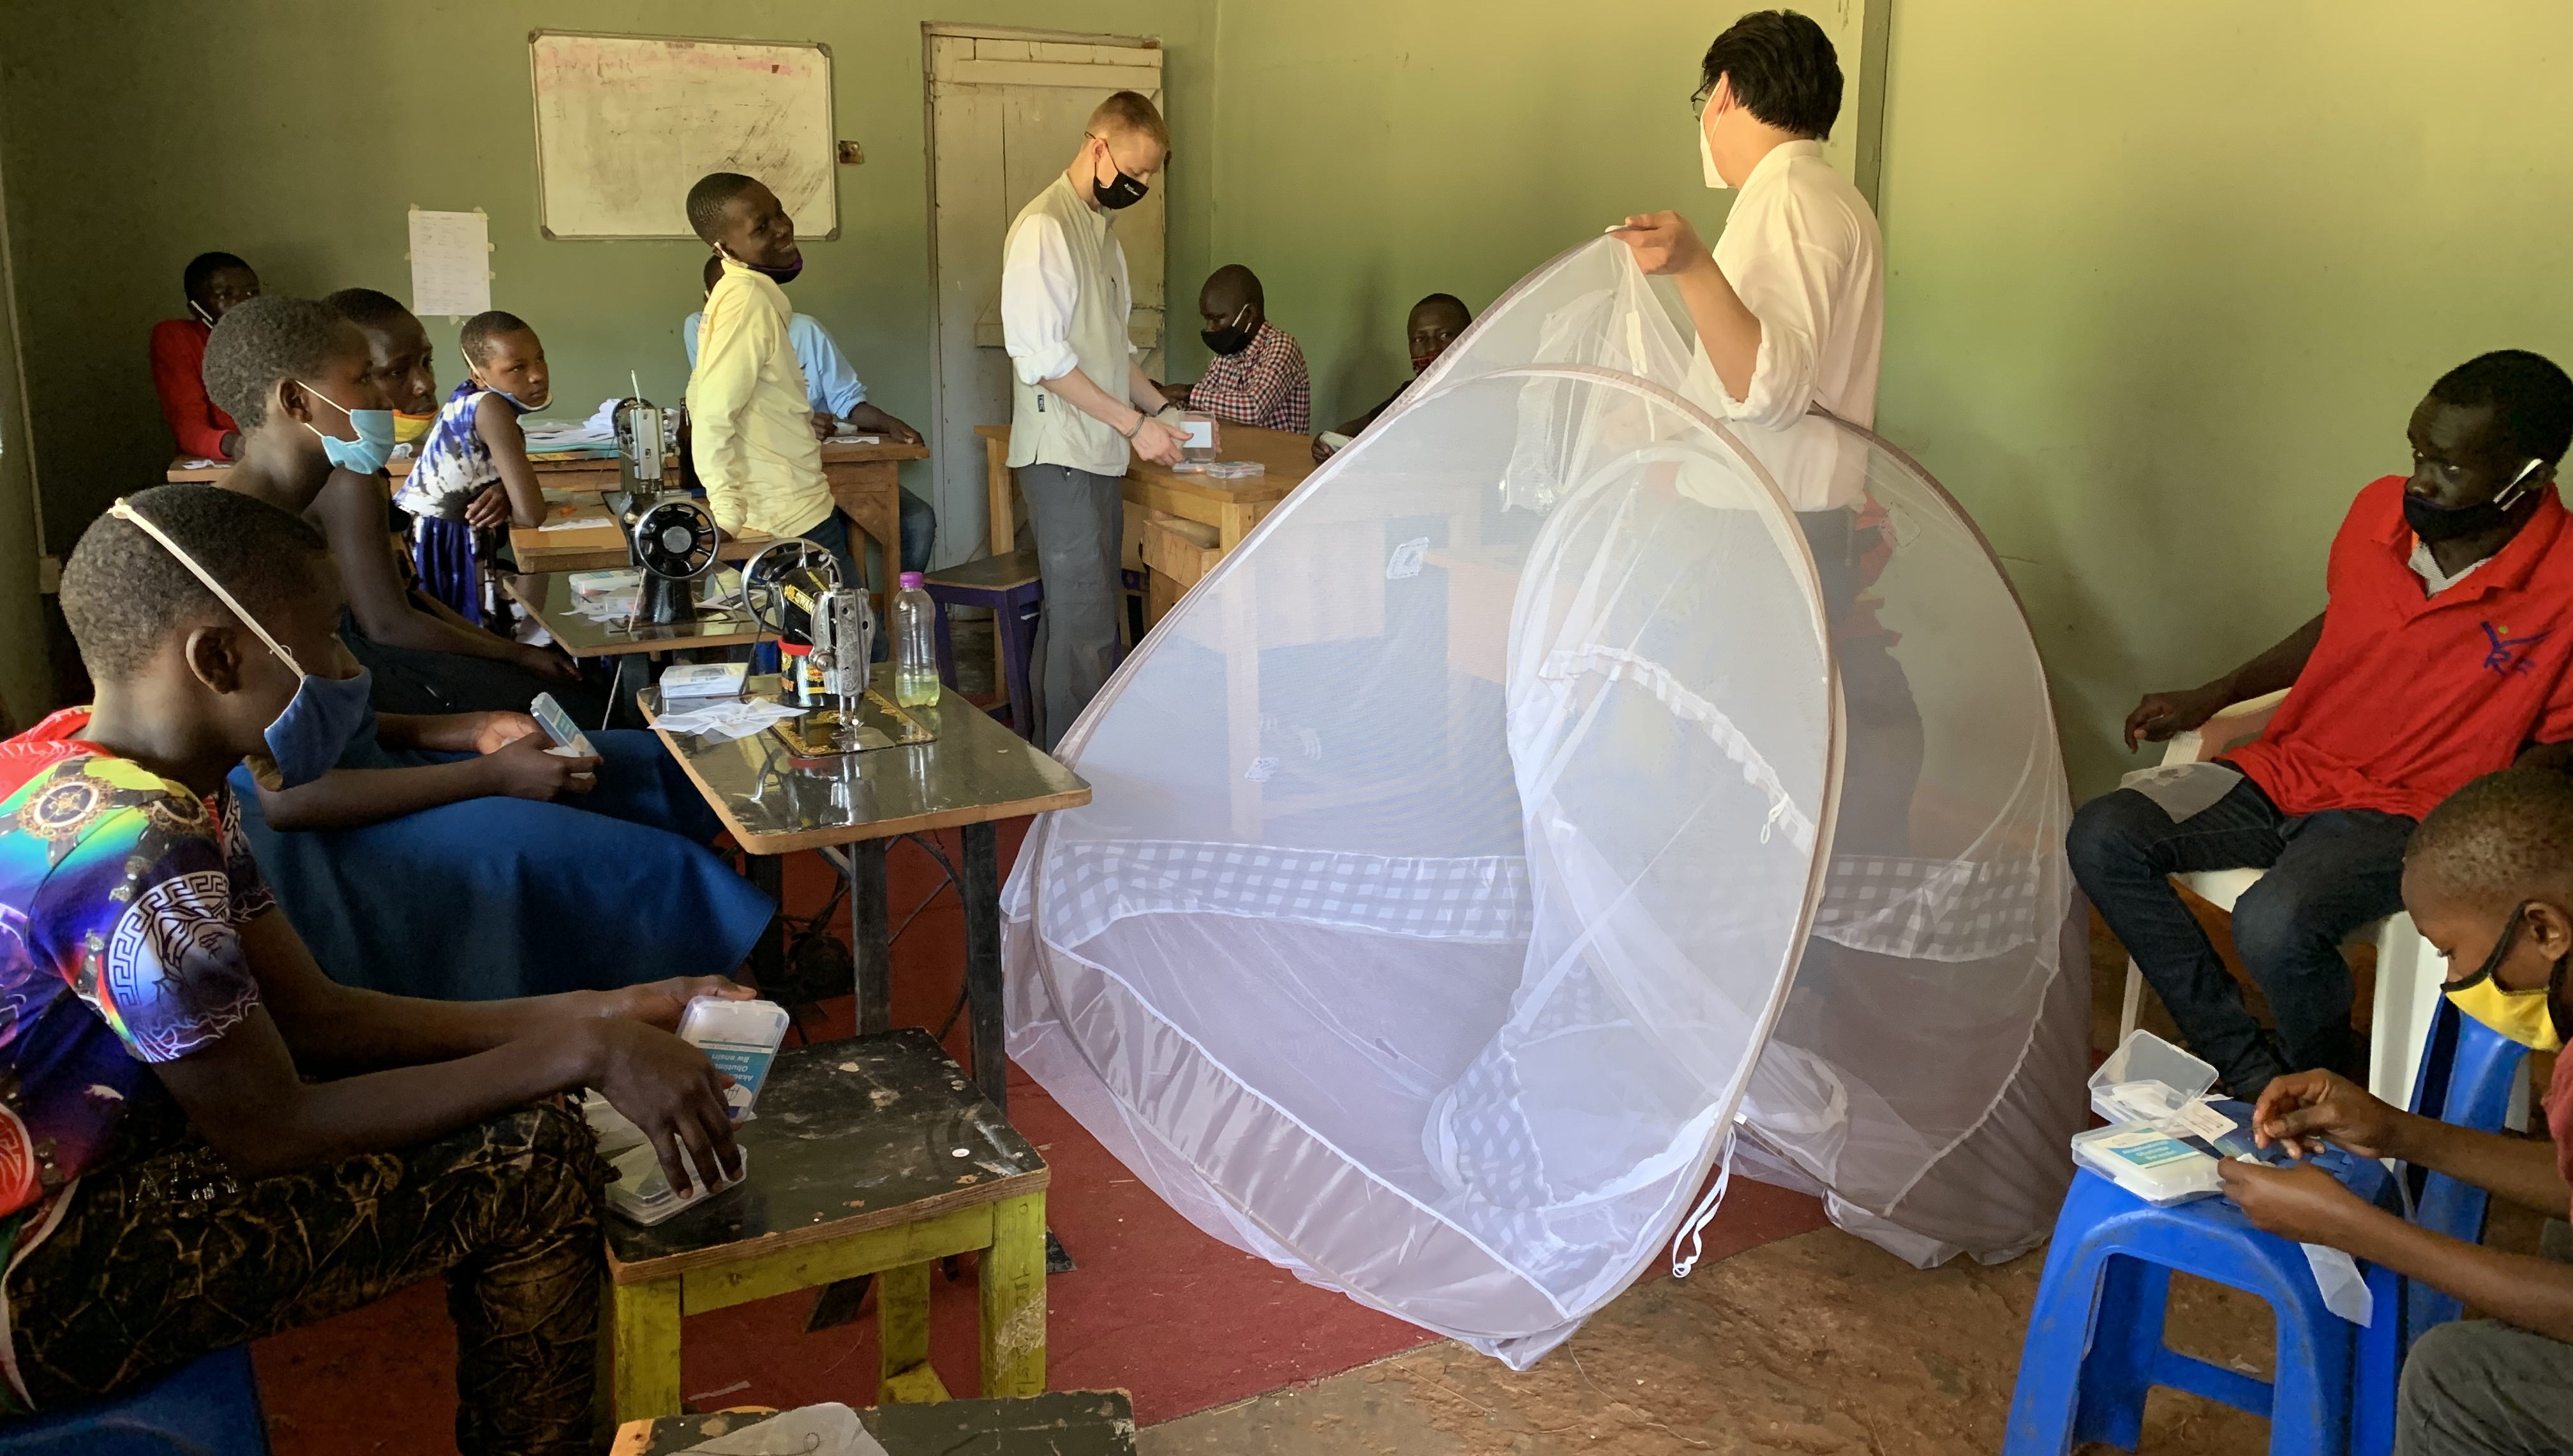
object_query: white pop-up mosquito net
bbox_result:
[1003,237,2088,1366]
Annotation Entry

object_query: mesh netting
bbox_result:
[1003,238,2084,1365]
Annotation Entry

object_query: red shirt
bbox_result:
[2225,477,2573,822]
[148,318,236,459]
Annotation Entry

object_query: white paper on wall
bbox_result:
[407,207,492,318]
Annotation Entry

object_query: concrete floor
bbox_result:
[1140,916,2549,1455]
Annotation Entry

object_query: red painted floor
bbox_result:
[252,821,1825,1451]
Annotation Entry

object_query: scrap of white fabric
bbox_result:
[654,699,803,741]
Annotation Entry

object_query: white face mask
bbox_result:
[1699,108,1730,190]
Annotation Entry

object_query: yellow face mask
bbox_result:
[392,411,435,445]
[2443,903,2569,1053]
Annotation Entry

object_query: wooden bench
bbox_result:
[601,1030,1048,1423]
[1139,510,1219,627]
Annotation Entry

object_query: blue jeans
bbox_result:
[2066,776,2411,1099]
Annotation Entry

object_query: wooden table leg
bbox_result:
[983,435,1013,557]
[851,840,891,1034]
[876,1260,951,1403]
[960,821,1006,1111]
[827,462,902,591]
[980,1192,1047,1398]
[608,1275,684,1425]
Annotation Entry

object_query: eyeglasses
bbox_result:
[1690,80,1716,117]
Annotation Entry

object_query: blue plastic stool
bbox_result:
[2005,1142,2397,1455]
[923,549,1043,740]
[2004,1001,2527,1456]
[0,1346,270,1455]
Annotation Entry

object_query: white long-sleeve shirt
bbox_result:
[1690,138,1884,511]
[1000,209,1136,388]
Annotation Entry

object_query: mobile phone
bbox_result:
[529,692,596,759]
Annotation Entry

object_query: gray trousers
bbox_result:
[1017,463,1125,750]
[2398,1319,2573,1455]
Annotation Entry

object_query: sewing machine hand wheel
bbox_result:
[741,538,843,637]
[631,498,719,577]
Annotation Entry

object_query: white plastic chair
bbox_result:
[2115,689,2465,1115]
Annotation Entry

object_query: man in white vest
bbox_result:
[1000,90,1185,749]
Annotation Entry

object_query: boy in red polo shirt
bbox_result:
[2071,350,2573,1101]
[2222,766,2573,1455]
[146,251,258,460]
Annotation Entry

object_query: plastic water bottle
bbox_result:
[892,572,941,706]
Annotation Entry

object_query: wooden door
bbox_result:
[924,26,1165,565]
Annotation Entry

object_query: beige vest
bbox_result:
[1004,174,1133,477]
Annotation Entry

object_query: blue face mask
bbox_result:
[298,380,398,475]
[108,498,377,791]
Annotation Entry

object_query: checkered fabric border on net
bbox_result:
[1040,840,1535,949]
[1811,854,2048,962]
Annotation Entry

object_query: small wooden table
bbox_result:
[641,671,1090,1111]
[602,1032,1049,1423]
[973,423,1316,558]
[609,1392,1135,1456]
[502,571,766,658]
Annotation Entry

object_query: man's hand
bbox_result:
[514,644,582,686]
[2253,1069,2410,1161]
[467,711,542,755]
[2219,1159,2373,1245]
[574,1018,742,1195]
[845,404,923,446]
[590,977,757,1032]
[1157,381,1193,410]
[2122,683,2235,752]
[1132,416,1186,466]
[464,484,511,531]
[219,429,243,461]
[1312,435,1336,465]
[1611,212,1715,278]
[480,732,599,801]
[810,412,836,440]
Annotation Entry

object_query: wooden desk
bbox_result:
[502,571,765,658]
[642,671,1089,1111]
[973,423,1316,560]
[164,450,623,487]
[602,1032,1049,1422]
[508,511,780,575]
[611,1392,1135,1455]
[172,437,925,585]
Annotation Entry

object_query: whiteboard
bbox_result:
[530,31,838,241]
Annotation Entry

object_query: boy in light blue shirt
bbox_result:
[683,254,934,573]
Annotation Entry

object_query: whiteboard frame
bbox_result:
[528,28,841,242]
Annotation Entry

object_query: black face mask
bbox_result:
[1202,308,1255,356]
[2405,461,2548,542]
[1093,167,1149,211]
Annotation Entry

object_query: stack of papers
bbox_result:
[536,509,613,533]
[655,699,803,742]
[520,416,616,455]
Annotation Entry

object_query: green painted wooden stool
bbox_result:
[600,1030,1049,1423]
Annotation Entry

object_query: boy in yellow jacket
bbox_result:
[682,172,856,583]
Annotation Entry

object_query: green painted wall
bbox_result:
[1192,1,1758,428]
[0,0,1216,572]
